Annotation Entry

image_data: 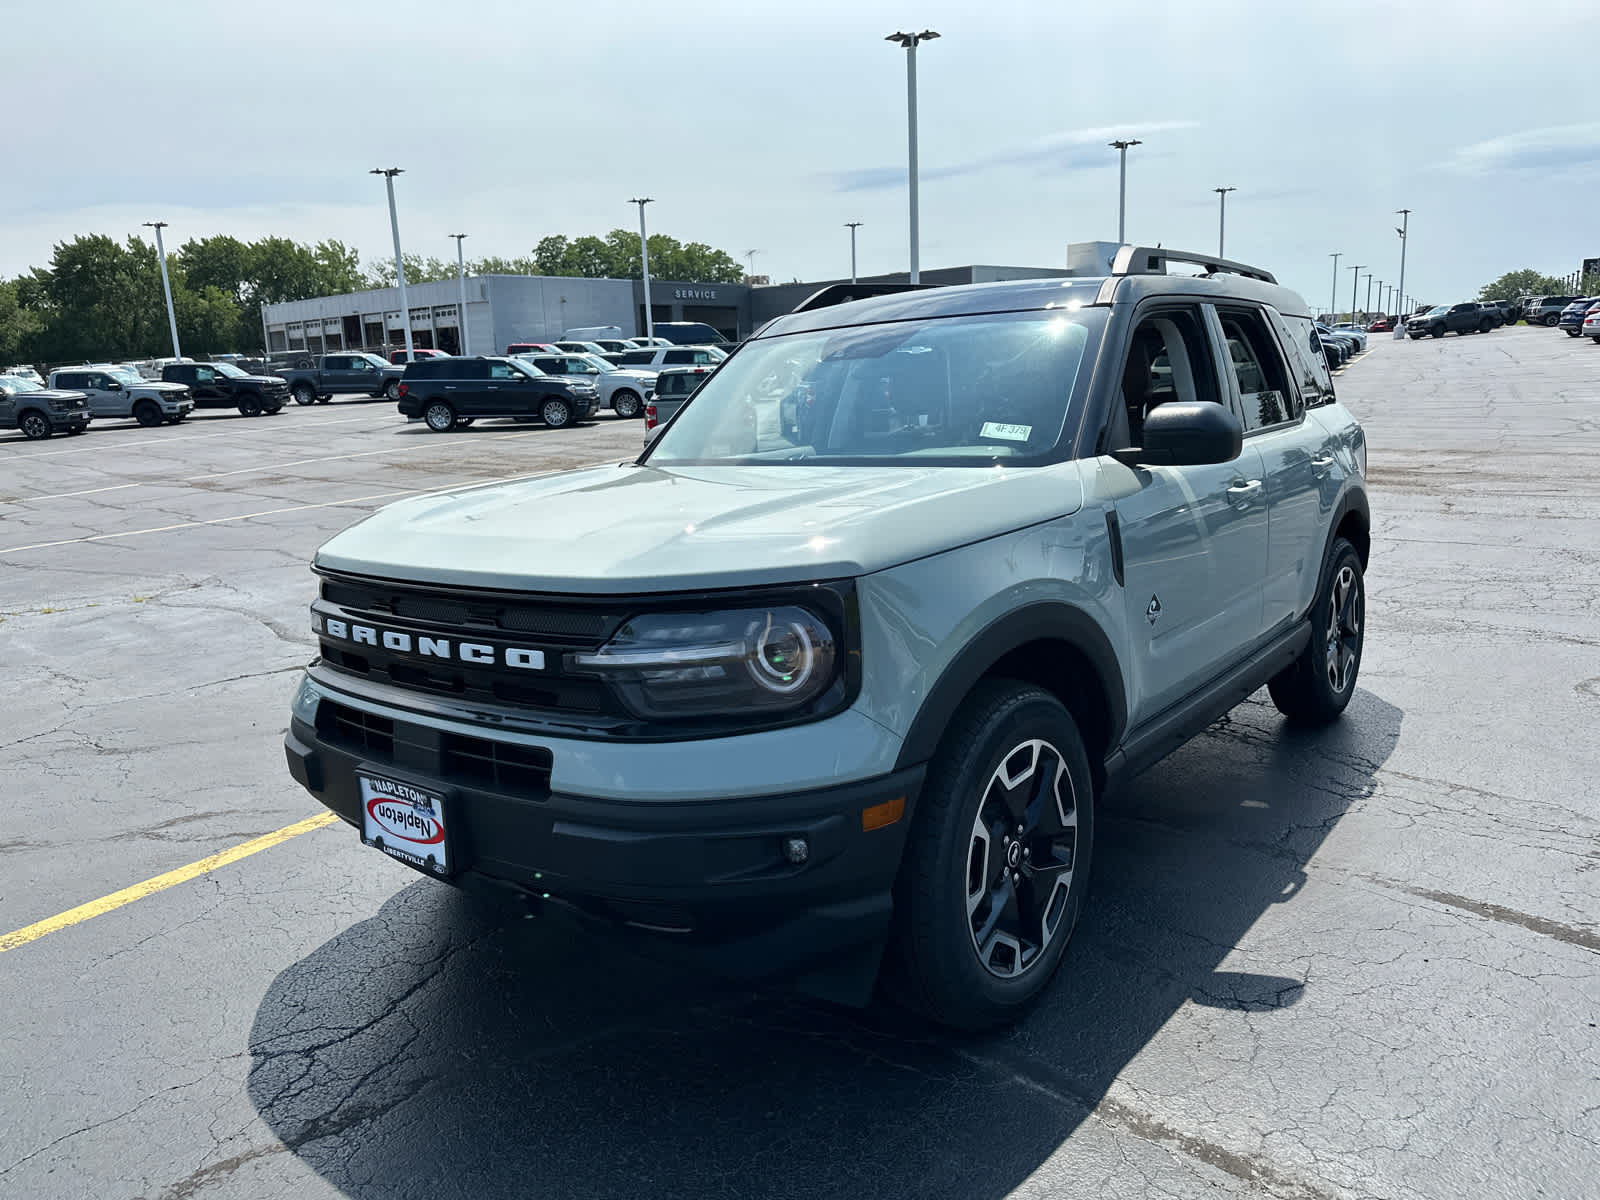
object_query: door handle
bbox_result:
[1310,455,1335,476]
[1227,479,1263,503]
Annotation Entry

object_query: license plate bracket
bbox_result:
[357,770,453,877]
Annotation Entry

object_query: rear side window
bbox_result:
[618,351,655,365]
[1216,308,1299,431]
[663,350,694,364]
[56,373,84,389]
[1273,314,1335,410]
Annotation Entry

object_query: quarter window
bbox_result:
[1274,315,1335,409]
[1215,308,1299,431]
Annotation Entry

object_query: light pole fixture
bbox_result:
[1109,139,1143,245]
[1348,265,1366,327]
[745,249,761,279]
[845,221,863,284]
[886,30,938,283]
[629,197,655,340]
[371,168,413,360]
[1329,252,1341,322]
[1365,273,1374,322]
[142,221,181,360]
[1213,187,1236,257]
[1394,208,1410,340]
[449,233,469,356]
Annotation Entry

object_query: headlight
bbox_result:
[569,606,839,719]
[48,397,73,412]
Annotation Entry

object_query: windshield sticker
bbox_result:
[980,421,1032,442]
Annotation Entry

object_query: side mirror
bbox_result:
[1115,402,1242,467]
[106,381,123,391]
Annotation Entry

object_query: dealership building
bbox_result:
[256,252,1110,357]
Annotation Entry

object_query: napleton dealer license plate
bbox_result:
[358,773,451,876]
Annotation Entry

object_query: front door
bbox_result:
[1109,305,1269,721]
[188,366,229,407]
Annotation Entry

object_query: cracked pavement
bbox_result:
[1,333,1597,1198]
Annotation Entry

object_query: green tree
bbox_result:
[33,235,169,361]
[0,279,44,365]
[364,252,457,288]
[532,236,570,275]
[1478,269,1565,301]
[174,284,242,355]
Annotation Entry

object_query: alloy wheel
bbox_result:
[1325,564,1363,695]
[965,739,1078,979]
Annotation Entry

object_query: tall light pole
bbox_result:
[371,168,413,360]
[449,233,469,356]
[886,30,938,283]
[1329,252,1341,322]
[845,221,863,284]
[1394,208,1410,340]
[142,221,182,361]
[1348,265,1366,327]
[1213,187,1236,257]
[1110,138,1143,244]
[1364,273,1374,322]
[629,197,654,340]
[745,249,761,279]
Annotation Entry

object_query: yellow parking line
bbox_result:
[0,812,339,954]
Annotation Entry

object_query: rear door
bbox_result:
[450,359,493,415]
[1109,304,1269,719]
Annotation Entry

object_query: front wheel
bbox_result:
[541,397,572,428]
[19,411,53,440]
[886,681,1094,1030]
[424,400,457,432]
[1430,326,1445,338]
[292,383,316,406]
[1268,537,1365,726]
[612,389,642,419]
[134,401,163,427]
[238,394,262,417]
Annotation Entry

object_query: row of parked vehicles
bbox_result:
[1,326,735,441]
[1551,296,1600,342]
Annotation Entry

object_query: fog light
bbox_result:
[782,836,809,864]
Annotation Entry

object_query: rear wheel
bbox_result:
[424,401,457,432]
[385,380,401,401]
[18,410,52,440]
[1479,320,1492,333]
[1268,537,1365,725]
[292,383,316,406]
[134,401,163,427]
[886,681,1094,1030]
[1543,313,1559,327]
[541,397,572,428]
[612,389,642,419]
[1565,329,1581,338]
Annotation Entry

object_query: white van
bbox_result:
[561,325,624,341]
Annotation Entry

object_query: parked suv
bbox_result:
[48,365,193,426]
[1557,298,1597,337]
[520,353,654,418]
[641,365,715,441]
[1,374,92,439]
[608,345,727,372]
[161,361,289,416]
[397,356,598,431]
[1406,302,1495,338]
[1526,296,1577,327]
[285,247,1369,1030]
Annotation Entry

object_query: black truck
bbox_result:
[278,353,405,405]
[161,362,289,416]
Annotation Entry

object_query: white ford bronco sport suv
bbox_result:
[285,247,1370,1029]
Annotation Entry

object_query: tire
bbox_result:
[292,383,316,406]
[134,401,163,427]
[1479,320,1492,334]
[1591,336,1600,344]
[612,389,642,419]
[540,396,573,428]
[385,380,401,401]
[18,410,52,440]
[423,400,457,432]
[1268,537,1365,726]
[885,681,1094,1030]
[1543,314,1559,327]
[238,394,263,417]
[1430,326,1445,338]
[1565,329,1581,338]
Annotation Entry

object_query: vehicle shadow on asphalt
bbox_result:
[246,688,1401,1199]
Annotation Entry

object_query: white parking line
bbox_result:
[0,459,623,556]
[2,413,377,460]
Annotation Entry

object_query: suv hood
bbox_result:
[315,461,1086,593]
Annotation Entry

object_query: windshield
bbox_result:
[356,353,388,368]
[1427,305,1449,316]
[0,375,41,392]
[577,354,614,372]
[646,310,1101,468]
[107,367,144,385]
[213,362,250,378]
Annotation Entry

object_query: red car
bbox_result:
[505,342,561,356]
[1367,317,1393,332]
[389,348,450,364]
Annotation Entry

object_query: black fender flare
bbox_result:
[1321,483,1370,574]
[893,602,1128,772]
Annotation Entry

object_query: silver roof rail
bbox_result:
[1109,245,1278,285]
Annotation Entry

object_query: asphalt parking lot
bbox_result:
[2,331,1598,1199]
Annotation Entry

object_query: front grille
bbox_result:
[440,731,552,794]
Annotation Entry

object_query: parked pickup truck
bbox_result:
[1,374,92,439]
[279,353,405,406]
[48,365,193,426]
[161,361,289,416]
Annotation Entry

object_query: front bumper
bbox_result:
[161,398,195,415]
[48,410,91,431]
[284,701,924,997]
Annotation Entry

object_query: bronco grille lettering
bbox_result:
[316,612,546,670]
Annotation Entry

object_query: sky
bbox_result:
[5,0,1599,308]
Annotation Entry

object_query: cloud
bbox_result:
[828,120,1200,191]
[1444,123,1600,174]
